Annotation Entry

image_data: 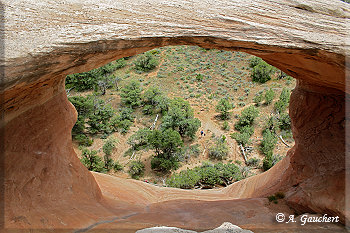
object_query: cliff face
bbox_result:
[1,0,349,231]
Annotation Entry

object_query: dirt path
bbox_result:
[194,112,242,164]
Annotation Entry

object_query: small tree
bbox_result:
[274,88,291,113]
[120,80,142,108]
[80,148,105,172]
[102,137,118,156]
[260,129,277,156]
[264,88,275,105]
[253,93,263,106]
[134,52,158,72]
[216,98,233,120]
[222,121,230,131]
[128,161,145,179]
[209,136,229,160]
[142,86,162,106]
[252,61,273,83]
[235,105,260,131]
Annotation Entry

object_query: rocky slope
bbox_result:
[1,0,349,232]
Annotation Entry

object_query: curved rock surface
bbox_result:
[1,0,349,232]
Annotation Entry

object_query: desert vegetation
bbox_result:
[66,45,295,189]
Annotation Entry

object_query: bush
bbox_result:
[235,105,259,131]
[80,148,105,173]
[263,153,282,171]
[113,161,124,171]
[278,113,291,130]
[151,156,179,173]
[142,86,163,106]
[69,95,121,136]
[249,56,263,68]
[120,80,142,108]
[222,121,230,131]
[251,61,273,83]
[166,162,242,189]
[274,88,291,113]
[166,169,201,189]
[127,128,152,151]
[87,102,115,134]
[264,88,275,105]
[208,136,228,160]
[65,62,119,91]
[260,129,277,156]
[253,93,263,106]
[161,97,201,139]
[102,137,118,156]
[231,126,254,147]
[114,58,126,69]
[196,165,222,187]
[74,134,93,146]
[264,116,280,134]
[134,52,158,72]
[246,157,260,167]
[216,98,233,120]
[128,161,145,179]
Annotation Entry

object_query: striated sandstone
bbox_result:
[1,0,349,232]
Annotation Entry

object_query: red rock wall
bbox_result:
[4,79,103,227]
[286,81,347,222]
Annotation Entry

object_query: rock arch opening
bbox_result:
[2,0,349,231]
[65,45,296,191]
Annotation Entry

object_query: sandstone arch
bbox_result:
[1,0,349,231]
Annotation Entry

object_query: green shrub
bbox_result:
[114,58,126,69]
[189,144,201,157]
[196,165,222,187]
[222,121,230,131]
[264,88,275,105]
[213,162,242,183]
[246,157,260,167]
[128,161,145,179]
[263,153,282,171]
[274,88,291,113]
[113,161,124,171]
[235,105,259,131]
[87,102,115,134]
[166,162,242,189]
[216,98,233,120]
[260,130,277,156]
[102,137,118,156]
[127,128,152,151]
[80,148,105,173]
[142,104,154,115]
[161,97,201,139]
[278,113,291,130]
[120,80,142,108]
[253,93,263,106]
[264,116,280,134]
[166,169,201,189]
[249,57,263,68]
[103,156,114,171]
[231,125,254,147]
[267,195,277,202]
[195,73,204,82]
[142,86,163,106]
[251,61,273,83]
[275,192,285,199]
[134,52,158,72]
[74,134,93,146]
[151,156,179,173]
[65,62,119,91]
[208,136,228,160]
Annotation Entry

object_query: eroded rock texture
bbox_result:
[1,0,349,232]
